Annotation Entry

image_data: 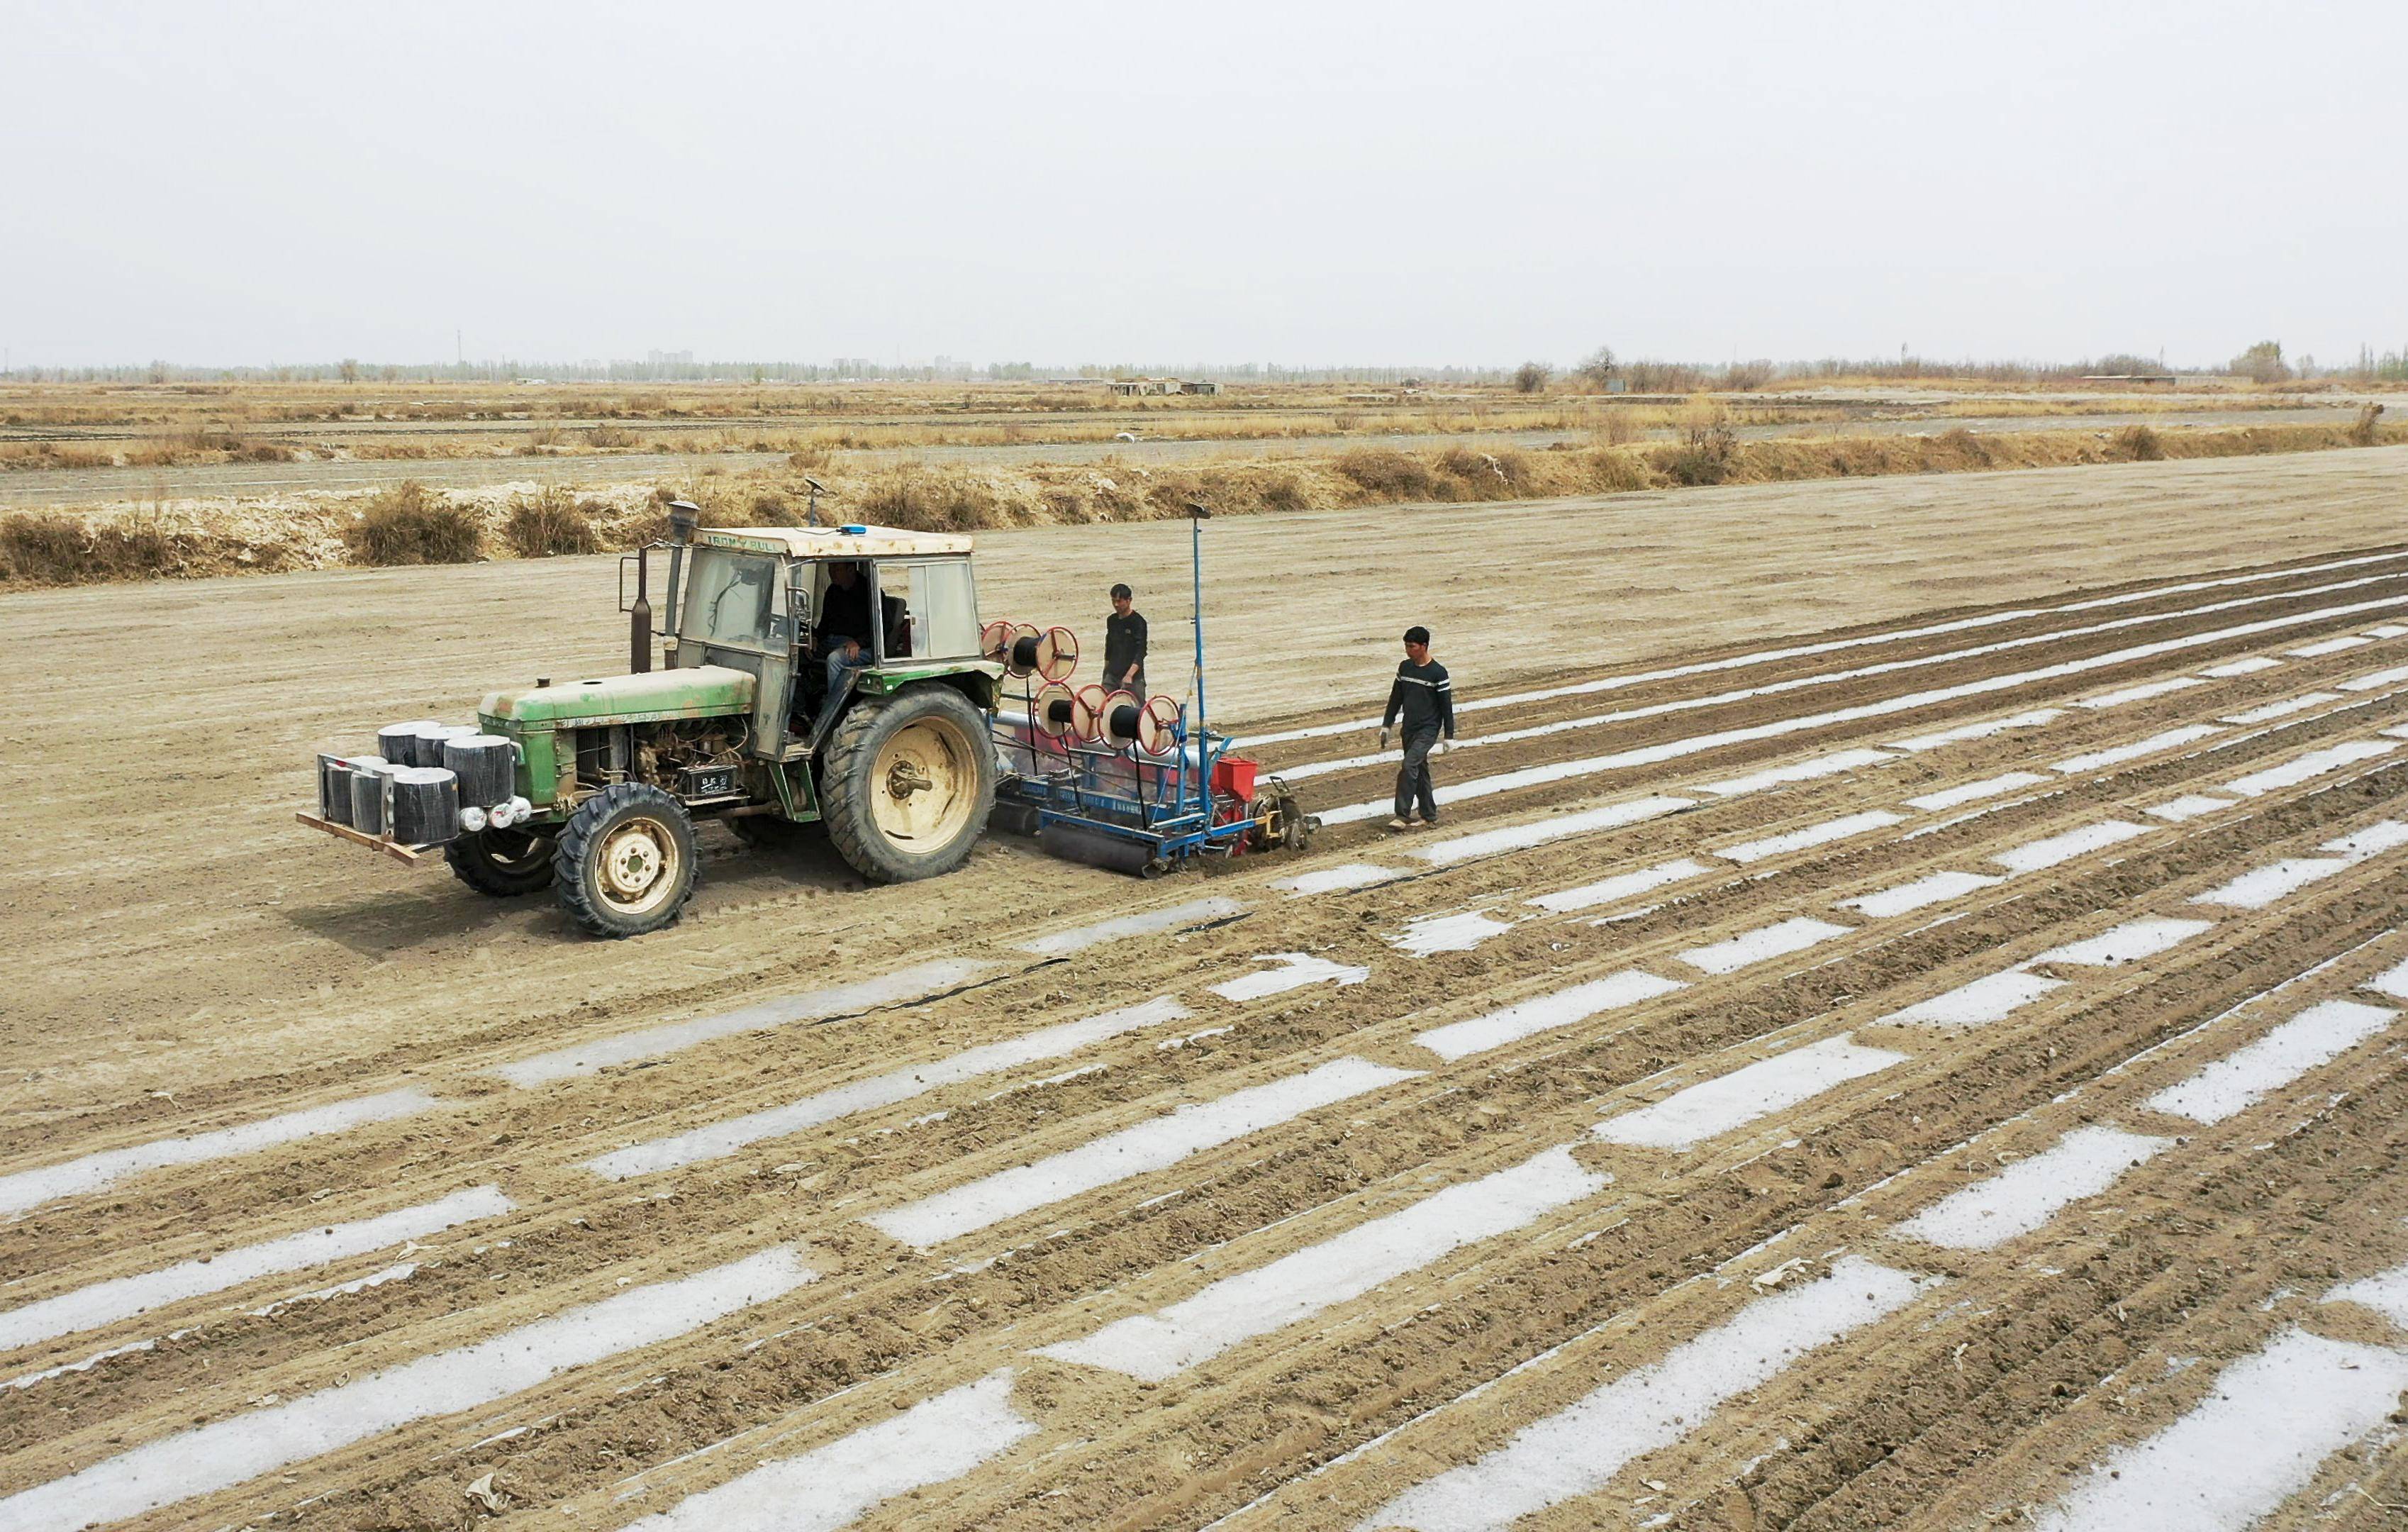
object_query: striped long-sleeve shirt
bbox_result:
[1382,658,1455,738]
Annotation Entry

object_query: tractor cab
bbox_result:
[647,521,999,762]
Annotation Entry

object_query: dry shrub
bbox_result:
[503,485,602,557]
[586,424,636,448]
[0,511,178,584]
[747,491,800,526]
[857,470,1000,532]
[344,481,481,565]
[1437,446,1535,493]
[2112,424,2165,461]
[2349,403,2385,446]
[1924,427,1992,469]
[1040,486,1096,523]
[1258,474,1310,513]
[1593,411,1639,447]
[1334,448,1442,501]
[1824,438,1904,477]
[1578,449,1657,492]
[1663,421,1739,486]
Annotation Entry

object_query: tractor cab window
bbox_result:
[682,548,779,650]
[876,560,980,662]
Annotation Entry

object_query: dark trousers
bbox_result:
[1395,726,1441,821]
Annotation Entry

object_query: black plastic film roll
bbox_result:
[443,733,516,807]
[390,765,462,845]
[411,722,476,768]
[379,721,437,764]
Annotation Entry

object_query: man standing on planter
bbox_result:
[1379,625,1454,830]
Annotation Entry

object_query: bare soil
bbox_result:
[4,446,2407,1528]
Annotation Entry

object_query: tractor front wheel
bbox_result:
[553,784,698,938]
[445,826,557,896]
[821,684,996,882]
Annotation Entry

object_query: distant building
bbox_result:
[1110,377,1186,396]
[1181,379,1221,395]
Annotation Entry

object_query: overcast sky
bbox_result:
[5,1,2402,370]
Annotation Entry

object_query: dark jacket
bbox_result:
[815,576,874,650]
[1383,657,1455,738]
[1104,609,1149,687]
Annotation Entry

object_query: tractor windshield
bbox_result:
[681,548,779,650]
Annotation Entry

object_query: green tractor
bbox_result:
[301,502,1005,937]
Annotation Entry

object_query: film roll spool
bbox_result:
[442,733,516,807]
[348,756,395,835]
[1031,681,1079,739]
[1136,695,1180,755]
[379,720,440,764]
[979,618,1015,664]
[1037,626,1080,682]
[389,765,462,845]
[1098,689,1143,749]
[1001,621,1044,678]
[1073,684,1110,742]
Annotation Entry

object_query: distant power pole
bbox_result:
[456,327,464,367]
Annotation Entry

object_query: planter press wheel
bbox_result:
[1073,684,1110,741]
[979,619,1015,664]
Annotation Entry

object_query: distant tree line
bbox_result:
[7,344,2406,387]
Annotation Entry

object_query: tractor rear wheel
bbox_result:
[553,783,698,938]
[820,684,995,882]
[445,826,557,896]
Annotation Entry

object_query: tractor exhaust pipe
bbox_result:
[663,499,698,635]
[628,538,652,674]
[626,499,702,675]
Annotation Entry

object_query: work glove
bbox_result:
[1378,728,1391,750]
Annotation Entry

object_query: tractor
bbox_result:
[301,502,1005,936]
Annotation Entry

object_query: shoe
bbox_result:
[1386,817,1412,831]
[1422,815,1441,826]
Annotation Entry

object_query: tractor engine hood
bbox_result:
[480,665,757,728]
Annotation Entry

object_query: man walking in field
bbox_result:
[1379,625,1454,829]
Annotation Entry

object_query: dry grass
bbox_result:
[6,417,2404,588]
[342,482,483,565]
[501,485,604,557]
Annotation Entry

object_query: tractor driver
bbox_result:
[815,560,877,699]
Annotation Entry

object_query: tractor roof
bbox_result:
[693,524,974,558]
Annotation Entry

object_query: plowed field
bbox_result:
[6,450,2408,1531]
